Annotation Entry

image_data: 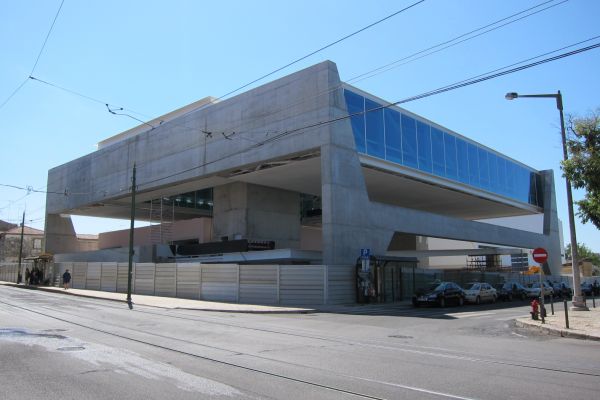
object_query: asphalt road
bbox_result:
[1,286,598,400]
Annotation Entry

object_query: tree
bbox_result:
[565,242,600,266]
[562,109,600,228]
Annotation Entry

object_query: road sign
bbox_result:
[360,248,371,259]
[532,247,548,264]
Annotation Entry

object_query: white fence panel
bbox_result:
[72,262,87,289]
[155,263,176,297]
[326,265,355,304]
[176,263,201,299]
[134,263,155,295]
[101,262,118,292]
[86,262,102,290]
[117,263,129,293]
[201,264,237,302]
[239,265,278,304]
[280,265,325,305]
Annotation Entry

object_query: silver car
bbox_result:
[464,282,497,304]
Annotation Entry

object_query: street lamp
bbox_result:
[505,91,588,311]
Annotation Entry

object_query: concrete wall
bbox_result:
[213,182,300,248]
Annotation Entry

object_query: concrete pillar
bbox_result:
[212,182,301,249]
[541,170,563,276]
[44,214,80,255]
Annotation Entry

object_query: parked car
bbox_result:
[581,282,593,296]
[464,282,497,304]
[528,282,554,298]
[412,281,465,307]
[548,281,572,299]
[494,282,529,301]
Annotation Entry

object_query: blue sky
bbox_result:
[1,0,599,252]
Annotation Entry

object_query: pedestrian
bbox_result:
[25,267,30,285]
[593,280,599,297]
[62,269,71,290]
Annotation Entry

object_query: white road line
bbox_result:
[358,376,481,400]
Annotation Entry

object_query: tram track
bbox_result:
[2,288,599,380]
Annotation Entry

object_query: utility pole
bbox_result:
[17,211,25,283]
[126,164,136,308]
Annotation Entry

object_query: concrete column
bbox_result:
[212,182,301,249]
[44,214,80,255]
[541,170,563,276]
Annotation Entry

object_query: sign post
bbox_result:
[532,247,548,324]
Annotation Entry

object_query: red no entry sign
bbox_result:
[532,247,548,264]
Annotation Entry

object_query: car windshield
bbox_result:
[429,283,445,292]
[467,283,480,290]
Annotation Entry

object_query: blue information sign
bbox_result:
[360,248,371,259]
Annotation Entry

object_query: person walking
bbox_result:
[62,269,72,290]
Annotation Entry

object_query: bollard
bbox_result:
[550,295,554,315]
[563,299,569,329]
[593,296,596,308]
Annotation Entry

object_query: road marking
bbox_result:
[511,332,527,338]
[358,376,481,400]
[446,311,496,318]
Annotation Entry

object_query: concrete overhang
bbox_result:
[63,150,542,222]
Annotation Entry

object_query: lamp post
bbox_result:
[505,91,588,310]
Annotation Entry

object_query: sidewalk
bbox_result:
[515,299,600,341]
[0,282,315,314]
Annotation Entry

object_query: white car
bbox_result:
[528,282,554,298]
[464,282,497,304]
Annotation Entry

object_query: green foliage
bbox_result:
[565,242,600,266]
[562,109,600,228]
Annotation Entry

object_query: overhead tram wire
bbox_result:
[0,0,65,112]
[22,36,600,201]
[347,0,568,84]
[24,0,560,164]
[214,0,425,102]
[130,39,600,192]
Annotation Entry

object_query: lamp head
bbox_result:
[505,92,519,100]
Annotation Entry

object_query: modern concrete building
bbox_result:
[45,61,562,278]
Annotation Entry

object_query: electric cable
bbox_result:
[0,0,65,112]
[24,0,564,164]
[215,0,425,102]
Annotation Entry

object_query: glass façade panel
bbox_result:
[384,108,402,163]
[478,148,490,190]
[365,98,385,158]
[416,120,432,173]
[344,90,366,153]
[431,127,445,177]
[467,143,479,187]
[456,138,469,184]
[488,153,499,193]
[401,114,418,168]
[443,132,458,180]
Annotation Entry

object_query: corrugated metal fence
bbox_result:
[36,262,355,305]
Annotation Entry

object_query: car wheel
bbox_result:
[508,293,513,301]
[475,296,481,305]
[439,297,446,308]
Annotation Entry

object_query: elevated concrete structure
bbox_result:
[45,61,563,275]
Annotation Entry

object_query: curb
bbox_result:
[1,282,315,314]
[514,319,600,341]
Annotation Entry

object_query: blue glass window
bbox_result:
[416,121,432,173]
[478,149,490,190]
[456,138,469,184]
[384,108,402,163]
[467,143,479,187]
[444,132,458,180]
[365,99,385,158]
[431,127,445,177]
[401,114,418,168]
[497,156,508,196]
[488,153,500,193]
[344,90,366,153]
